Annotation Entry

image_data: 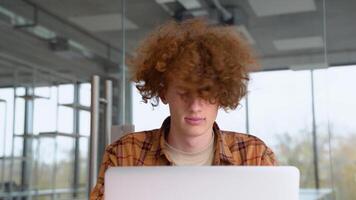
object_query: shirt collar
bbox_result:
[157,116,235,165]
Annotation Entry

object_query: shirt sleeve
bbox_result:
[260,146,278,166]
[90,145,118,200]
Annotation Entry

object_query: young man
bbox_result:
[90,18,276,200]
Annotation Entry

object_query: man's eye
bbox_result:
[177,92,188,97]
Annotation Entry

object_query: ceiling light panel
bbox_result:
[273,36,324,51]
[155,0,175,3]
[178,0,202,9]
[248,0,316,16]
[69,13,138,32]
[191,10,209,17]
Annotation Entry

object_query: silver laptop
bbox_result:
[105,166,299,200]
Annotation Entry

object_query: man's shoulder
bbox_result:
[106,129,161,151]
[220,130,276,165]
[220,130,267,146]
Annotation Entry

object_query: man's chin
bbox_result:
[181,127,208,137]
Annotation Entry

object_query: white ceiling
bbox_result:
[248,0,316,16]
[0,0,355,86]
[69,13,139,32]
[273,36,324,51]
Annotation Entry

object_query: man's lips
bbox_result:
[184,117,205,125]
[185,117,204,120]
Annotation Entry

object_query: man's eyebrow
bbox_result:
[176,86,186,90]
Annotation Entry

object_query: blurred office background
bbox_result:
[0,0,355,199]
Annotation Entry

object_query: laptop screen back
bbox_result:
[105,166,299,200]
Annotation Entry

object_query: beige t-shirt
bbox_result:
[164,134,215,166]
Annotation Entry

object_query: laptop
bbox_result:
[105,166,299,200]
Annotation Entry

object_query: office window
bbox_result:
[248,70,315,188]
[58,84,74,104]
[314,65,356,199]
[55,136,75,188]
[0,88,14,156]
[58,106,74,134]
[79,83,91,107]
[0,101,6,155]
[36,137,56,190]
[79,110,90,136]
[132,84,170,132]
[216,98,247,133]
[14,88,25,135]
[33,86,57,134]
[79,137,89,187]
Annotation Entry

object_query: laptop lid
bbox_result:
[105,166,299,200]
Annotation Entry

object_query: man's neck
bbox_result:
[167,125,214,153]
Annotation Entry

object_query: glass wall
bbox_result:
[0,80,91,199]
[127,0,356,200]
[248,70,316,188]
[314,66,356,199]
[0,0,124,199]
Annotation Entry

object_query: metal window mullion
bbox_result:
[121,0,126,126]
[125,78,133,125]
[89,76,100,193]
[28,69,37,200]
[21,86,35,200]
[52,84,60,200]
[0,100,7,193]
[72,83,80,199]
[33,132,40,199]
[310,69,320,189]
[245,95,250,134]
[9,70,19,198]
[105,81,112,145]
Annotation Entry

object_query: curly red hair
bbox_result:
[128,18,258,110]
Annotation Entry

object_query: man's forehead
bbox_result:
[168,81,187,90]
[167,78,207,93]
[170,85,188,92]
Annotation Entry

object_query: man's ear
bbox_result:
[159,87,167,104]
[159,91,167,104]
[160,95,167,104]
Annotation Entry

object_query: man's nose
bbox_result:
[187,97,203,112]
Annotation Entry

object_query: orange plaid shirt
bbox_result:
[90,117,277,200]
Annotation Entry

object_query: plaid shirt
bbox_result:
[90,117,277,200]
